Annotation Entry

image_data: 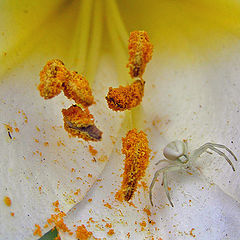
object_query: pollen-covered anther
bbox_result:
[127,31,153,78]
[116,129,151,202]
[62,105,102,141]
[63,71,94,108]
[38,59,69,99]
[38,60,94,108]
[105,79,145,111]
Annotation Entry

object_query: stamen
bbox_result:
[106,0,129,48]
[38,59,69,99]
[62,105,102,141]
[63,71,94,108]
[127,31,153,78]
[85,0,103,83]
[116,129,150,202]
[38,59,94,108]
[105,79,145,111]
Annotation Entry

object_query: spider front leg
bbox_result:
[163,171,174,207]
[149,165,182,207]
[192,143,237,171]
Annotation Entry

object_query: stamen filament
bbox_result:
[105,8,134,128]
[85,0,103,84]
[106,0,129,48]
[105,6,129,85]
[69,0,93,73]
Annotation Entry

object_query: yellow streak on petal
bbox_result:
[119,0,240,62]
[68,0,93,73]
[85,0,103,83]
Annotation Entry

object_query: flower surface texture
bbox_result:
[0,0,240,239]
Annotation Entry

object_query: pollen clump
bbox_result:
[127,31,153,78]
[3,196,11,207]
[62,105,102,141]
[38,59,69,99]
[38,59,102,141]
[106,30,153,112]
[38,59,94,107]
[116,129,151,202]
[106,79,145,111]
[63,71,94,108]
[47,212,72,234]
[75,225,93,240]
[33,224,42,237]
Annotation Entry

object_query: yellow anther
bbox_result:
[38,59,69,99]
[116,129,151,202]
[105,79,145,111]
[127,31,153,78]
[38,60,94,108]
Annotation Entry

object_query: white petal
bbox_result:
[59,134,240,240]
[0,52,123,239]
[58,40,240,240]
[143,42,240,203]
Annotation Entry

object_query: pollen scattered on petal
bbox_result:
[75,225,93,240]
[62,105,102,141]
[116,129,151,202]
[63,71,94,108]
[127,30,153,78]
[106,79,145,111]
[107,229,115,236]
[33,224,42,237]
[3,196,11,207]
[38,59,69,99]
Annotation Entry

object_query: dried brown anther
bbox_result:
[62,105,102,141]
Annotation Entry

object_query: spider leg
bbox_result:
[155,159,171,166]
[206,143,237,162]
[149,165,181,206]
[156,160,173,185]
[192,143,237,171]
[163,171,174,207]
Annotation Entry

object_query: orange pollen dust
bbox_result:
[38,59,94,107]
[107,229,115,236]
[4,196,11,207]
[47,212,72,234]
[52,200,59,208]
[33,224,42,237]
[88,145,98,156]
[62,105,102,141]
[127,30,153,78]
[106,79,145,111]
[116,129,151,202]
[75,225,93,240]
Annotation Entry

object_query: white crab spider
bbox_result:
[149,140,237,207]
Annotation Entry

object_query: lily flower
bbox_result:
[1,0,240,240]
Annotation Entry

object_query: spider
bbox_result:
[149,140,238,207]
